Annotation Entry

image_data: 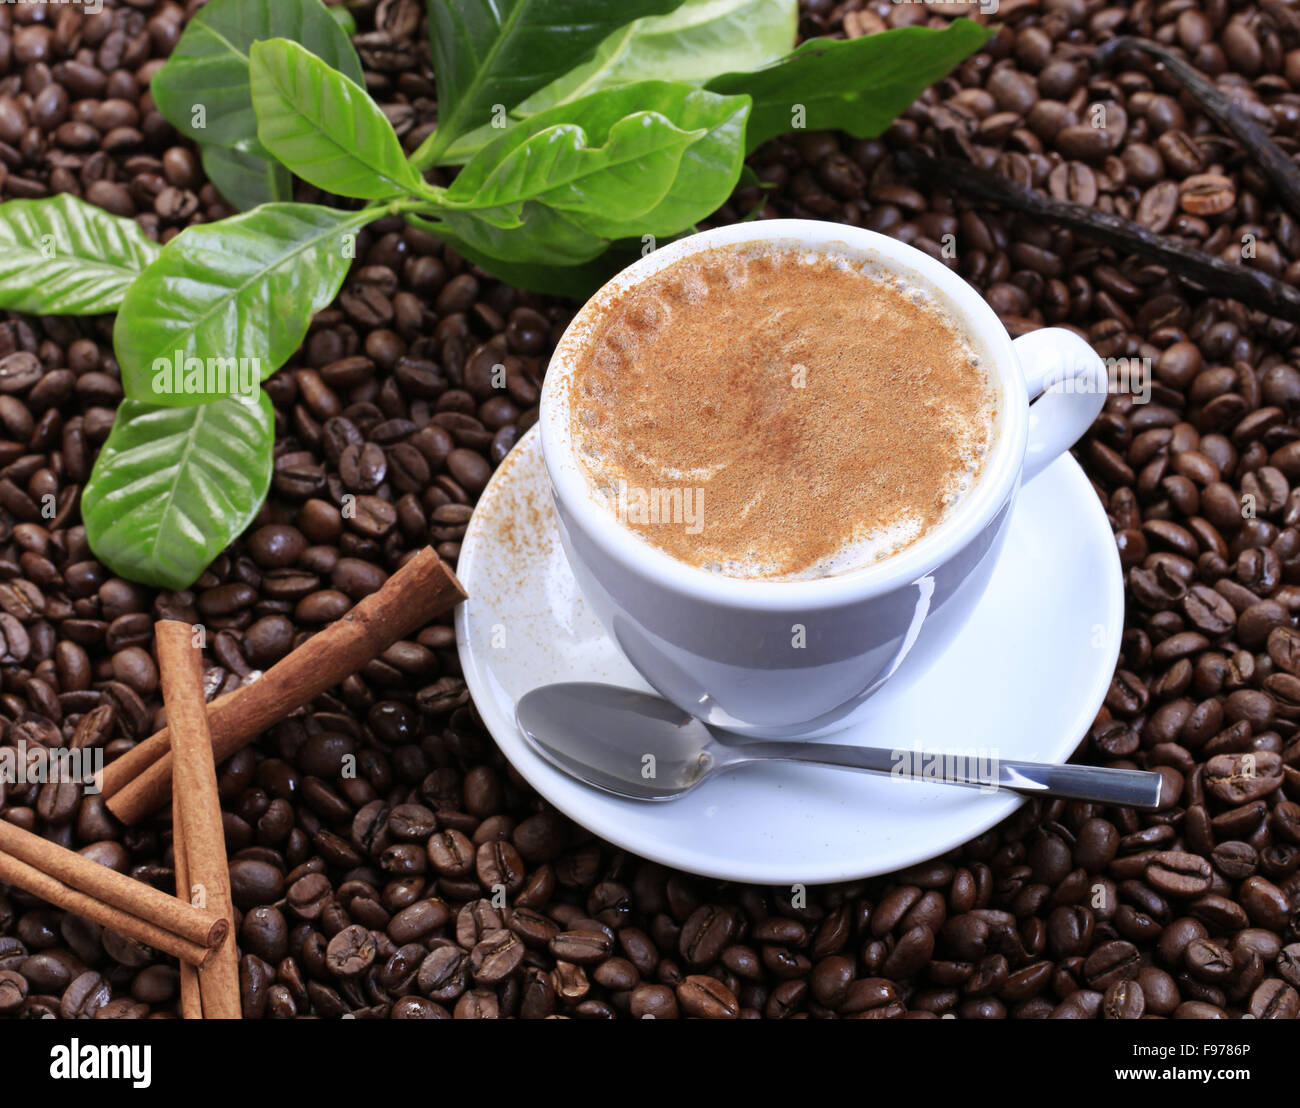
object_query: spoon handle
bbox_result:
[736,742,1164,810]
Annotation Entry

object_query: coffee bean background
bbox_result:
[0,0,1298,1019]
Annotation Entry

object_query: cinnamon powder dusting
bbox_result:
[568,244,998,580]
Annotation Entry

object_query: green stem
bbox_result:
[404,212,445,234]
[409,128,446,174]
[363,195,447,221]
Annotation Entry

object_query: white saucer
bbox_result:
[455,427,1123,884]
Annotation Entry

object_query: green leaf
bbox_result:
[327,3,357,35]
[522,0,796,110]
[617,86,749,235]
[250,39,428,200]
[151,0,363,151]
[444,82,749,240]
[439,0,796,164]
[82,393,275,591]
[414,0,689,167]
[448,115,701,237]
[708,20,991,151]
[412,215,629,298]
[0,194,160,315]
[201,141,293,212]
[114,203,367,405]
[422,205,609,267]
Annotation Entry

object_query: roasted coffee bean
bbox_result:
[1084,941,1141,989]
[1277,946,1300,990]
[228,860,285,910]
[415,944,467,1001]
[383,898,446,945]
[679,906,736,968]
[475,840,525,894]
[1146,851,1213,898]
[60,971,110,1019]
[549,930,613,966]
[1249,979,1300,1019]
[1185,938,1235,984]
[425,827,474,876]
[0,971,28,1014]
[630,983,678,1019]
[325,925,377,978]
[676,974,738,1019]
[1103,978,1145,1020]
[1205,752,1284,803]
[1211,841,1258,881]
[470,929,524,985]
[1239,877,1292,931]
[1184,585,1236,635]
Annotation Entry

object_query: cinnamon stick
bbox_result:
[0,817,226,951]
[156,620,241,1020]
[102,548,465,825]
[172,803,202,1019]
[0,838,218,967]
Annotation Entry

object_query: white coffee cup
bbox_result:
[540,219,1107,738]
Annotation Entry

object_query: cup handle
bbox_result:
[1012,328,1108,483]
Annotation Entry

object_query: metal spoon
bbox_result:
[515,683,1164,809]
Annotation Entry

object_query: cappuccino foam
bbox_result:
[567,243,998,580]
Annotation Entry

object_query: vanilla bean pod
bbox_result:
[894,150,1300,325]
